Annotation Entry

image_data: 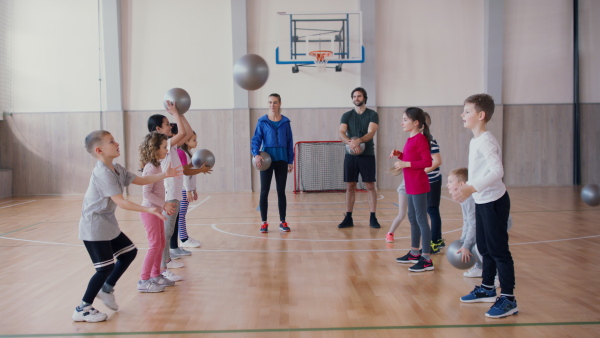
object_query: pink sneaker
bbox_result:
[386,232,394,243]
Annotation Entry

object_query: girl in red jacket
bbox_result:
[390,107,434,272]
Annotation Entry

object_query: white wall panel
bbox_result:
[580,0,600,103]
[122,0,234,110]
[12,0,100,112]
[376,0,484,107]
[503,0,573,104]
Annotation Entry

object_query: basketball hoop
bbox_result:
[309,50,333,72]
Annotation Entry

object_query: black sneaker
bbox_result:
[369,217,381,228]
[434,239,446,248]
[408,257,434,272]
[396,251,421,263]
[430,241,441,254]
[338,216,354,228]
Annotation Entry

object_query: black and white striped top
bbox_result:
[428,138,441,183]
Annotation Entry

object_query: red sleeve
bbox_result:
[409,135,432,169]
[177,149,188,166]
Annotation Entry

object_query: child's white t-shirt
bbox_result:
[161,138,183,201]
[467,131,506,204]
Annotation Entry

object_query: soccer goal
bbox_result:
[293,141,365,193]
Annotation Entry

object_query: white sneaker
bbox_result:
[162,269,183,282]
[137,279,165,293]
[180,237,201,248]
[96,289,118,311]
[166,259,184,269]
[171,252,181,260]
[72,305,108,322]
[463,266,483,278]
[170,248,192,256]
[152,275,176,287]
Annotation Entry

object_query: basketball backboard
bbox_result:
[275,12,364,72]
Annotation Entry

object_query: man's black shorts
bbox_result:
[343,154,376,183]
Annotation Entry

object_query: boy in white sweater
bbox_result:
[451,94,517,319]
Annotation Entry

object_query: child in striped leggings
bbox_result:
[177,132,201,248]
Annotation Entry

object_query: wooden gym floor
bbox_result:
[0,187,599,337]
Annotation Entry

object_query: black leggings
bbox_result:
[170,213,180,249]
[259,160,288,222]
[82,249,137,304]
[427,178,442,242]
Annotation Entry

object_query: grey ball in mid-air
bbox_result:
[233,54,269,91]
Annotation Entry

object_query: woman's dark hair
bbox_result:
[148,114,166,132]
[405,107,432,150]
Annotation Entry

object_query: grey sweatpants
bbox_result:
[161,199,180,269]
[407,193,431,254]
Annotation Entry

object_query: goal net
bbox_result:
[294,141,366,193]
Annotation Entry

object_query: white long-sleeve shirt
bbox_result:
[459,196,477,250]
[467,131,506,204]
[161,138,183,201]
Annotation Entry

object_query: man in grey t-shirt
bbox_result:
[338,87,380,229]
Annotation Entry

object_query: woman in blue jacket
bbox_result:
[251,93,294,233]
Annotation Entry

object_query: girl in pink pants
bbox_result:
[138,132,178,292]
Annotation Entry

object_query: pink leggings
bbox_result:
[139,212,165,280]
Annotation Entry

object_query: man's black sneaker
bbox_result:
[338,216,354,228]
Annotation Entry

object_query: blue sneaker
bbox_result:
[485,296,519,318]
[460,285,497,303]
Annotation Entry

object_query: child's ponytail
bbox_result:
[421,123,433,150]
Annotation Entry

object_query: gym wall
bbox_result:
[0,0,598,196]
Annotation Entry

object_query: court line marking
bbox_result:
[187,196,211,212]
[1,234,599,252]
[0,200,17,205]
[0,200,36,209]
[198,218,464,225]
[258,206,403,211]
[0,321,598,337]
[210,222,463,242]
[441,195,456,202]
[510,235,600,245]
[266,194,385,204]
[1,212,599,251]
[260,194,386,210]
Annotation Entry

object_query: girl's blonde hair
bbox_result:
[139,132,168,169]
